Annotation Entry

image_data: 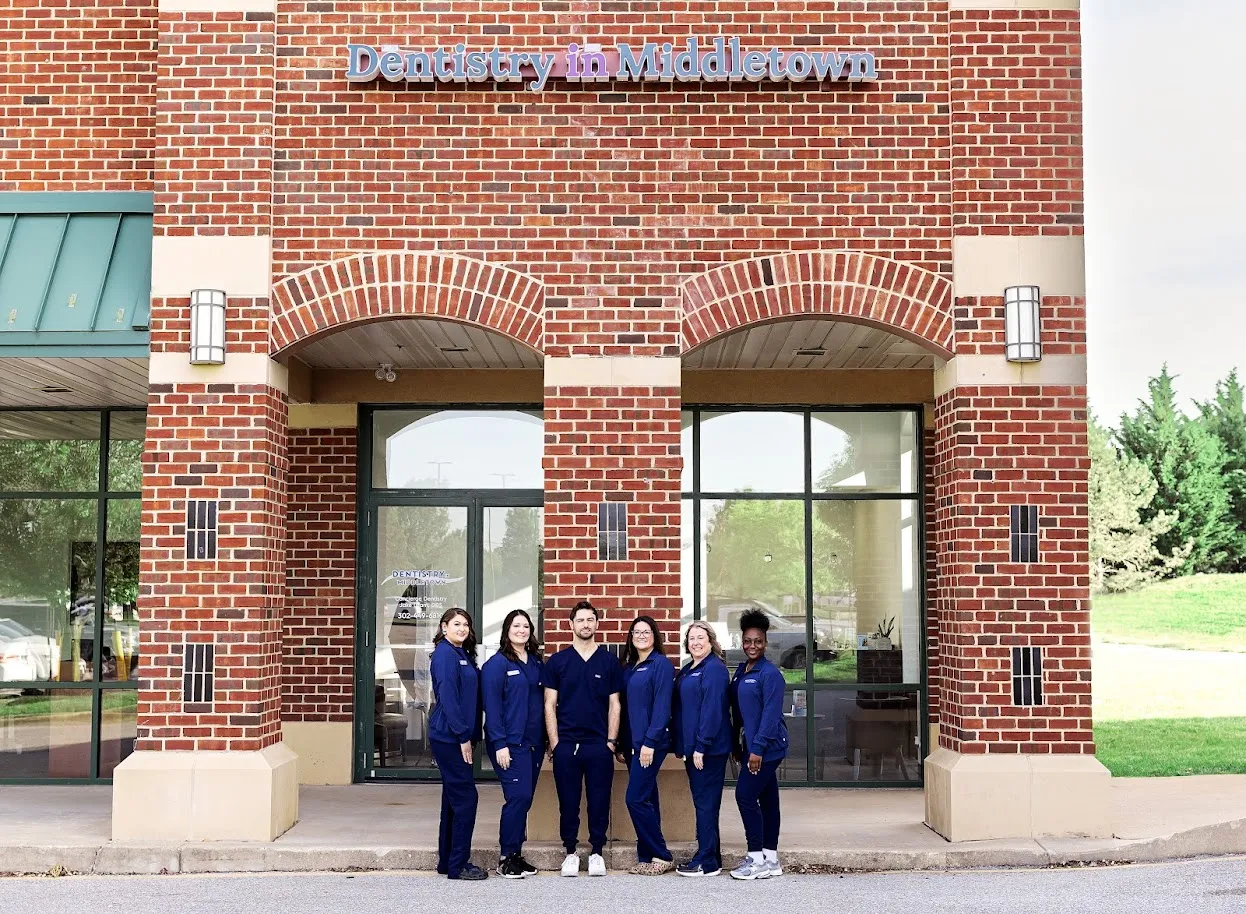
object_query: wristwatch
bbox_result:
[606,738,617,748]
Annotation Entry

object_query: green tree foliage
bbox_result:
[1196,370,1246,571]
[1088,414,1184,592]
[1117,368,1237,576]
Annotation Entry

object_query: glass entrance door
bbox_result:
[362,500,542,780]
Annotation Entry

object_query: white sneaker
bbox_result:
[767,858,783,876]
[730,857,770,880]
[588,853,607,876]
[561,853,581,877]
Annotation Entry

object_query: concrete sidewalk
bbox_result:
[3,776,1245,876]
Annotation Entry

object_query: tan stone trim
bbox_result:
[159,0,277,12]
[544,356,682,388]
[933,354,1087,398]
[282,721,353,785]
[149,352,289,393]
[949,0,1079,9]
[112,744,299,841]
[312,368,543,404]
[924,748,1110,842]
[287,358,313,404]
[288,403,358,429]
[152,235,272,299]
[952,235,1085,298]
[682,369,934,405]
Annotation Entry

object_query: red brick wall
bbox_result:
[283,429,357,722]
[0,0,156,192]
[137,384,288,752]
[933,385,1093,755]
[542,386,682,649]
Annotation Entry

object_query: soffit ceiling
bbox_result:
[683,319,936,370]
[296,317,542,370]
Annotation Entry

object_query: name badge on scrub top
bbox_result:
[744,678,756,683]
[507,669,521,676]
[459,660,468,666]
[594,673,602,679]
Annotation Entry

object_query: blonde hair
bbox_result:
[683,620,725,661]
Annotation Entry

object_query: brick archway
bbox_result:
[270,251,544,357]
[681,251,954,357]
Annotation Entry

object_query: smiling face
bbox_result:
[507,614,531,651]
[442,612,471,647]
[630,620,655,654]
[742,627,767,663]
[573,608,598,641]
[686,625,711,661]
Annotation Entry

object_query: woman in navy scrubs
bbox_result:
[729,609,789,881]
[619,615,676,875]
[672,620,732,877]
[428,607,487,881]
[481,609,544,879]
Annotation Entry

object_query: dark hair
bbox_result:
[499,609,542,663]
[433,607,478,663]
[621,615,665,669]
[739,608,770,637]
[570,599,599,622]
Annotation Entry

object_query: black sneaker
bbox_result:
[497,855,527,879]
[515,855,538,876]
[449,863,488,881]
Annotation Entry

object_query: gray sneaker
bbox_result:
[767,858,783,877]
[730,857,771,881]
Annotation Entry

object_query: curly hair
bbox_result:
[738,608,771,635]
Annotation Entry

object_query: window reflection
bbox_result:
[103,500,140,681]
[372,409,542,490]
[812,411,917,494]
[0,412,100,492]
[107,411,146,492]
[699,411,804,493]
[811,689,920,783]
[0,689,94,778]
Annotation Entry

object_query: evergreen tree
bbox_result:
[1196,369,1246,571]
[1087,414,1184,592]
[1117,367,1236,576]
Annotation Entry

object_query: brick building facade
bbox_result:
[0,0,1106,845]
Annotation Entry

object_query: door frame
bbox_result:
[352,405,544,783]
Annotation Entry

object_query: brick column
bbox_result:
[111,0,296,842]
[925,0,1109,843]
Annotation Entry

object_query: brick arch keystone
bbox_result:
[681,251,954,358]
[270,251,544,357]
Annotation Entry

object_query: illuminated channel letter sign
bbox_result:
[345,37,879,92]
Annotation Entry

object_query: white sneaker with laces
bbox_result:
[730,857,770,880]
[767,858,783,876]
[561,853,581,877]
[588,852,607,876]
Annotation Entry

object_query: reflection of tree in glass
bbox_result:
[703,500,806,609]
[379,506,467,614]
[0,435,100,492]
[487,507,541,606]
[0,500,97,610]
[108,439,143,491]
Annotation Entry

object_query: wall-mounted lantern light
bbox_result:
[1004,285,1042,363]
[189,289,227,365]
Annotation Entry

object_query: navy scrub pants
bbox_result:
[625,747,673,864]
[735,757,782,852]
[552,739,613,855]
[431,738,479,877]
[684,752,728,873]
[488,744,541,858]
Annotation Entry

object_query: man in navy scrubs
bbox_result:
[543,599,623,877]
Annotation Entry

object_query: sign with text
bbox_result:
[346,37,879,92]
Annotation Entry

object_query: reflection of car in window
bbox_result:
[705,597,836,670]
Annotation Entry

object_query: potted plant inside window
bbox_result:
[863,616,894,651]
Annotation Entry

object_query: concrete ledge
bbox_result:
[111,745,299,842]
[949,0,1079,10]
[925,749,1112,843]
[952,235,1085,298]
[544,356,682,387]
[159,1,277,15]
[282,721,353,786]
[148,352,290,393]
[287,403,358,429]
[933,353,1087,397]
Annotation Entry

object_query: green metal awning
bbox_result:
[0,192,152,357]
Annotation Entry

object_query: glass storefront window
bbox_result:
[0,411,100,492]
[810,689,921,783]
[0,409,146,782]
[699,411,804,493]
[812,411,917,494]
[372,409,542,490]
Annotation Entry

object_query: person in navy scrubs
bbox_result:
[619,615,676,875]
[729,609,789,881]
[672,620,732,877]
[481,608,544,879]
[543,599,623,877]
[428,607,487,880]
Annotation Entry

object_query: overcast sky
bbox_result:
[1084,0,1246,424]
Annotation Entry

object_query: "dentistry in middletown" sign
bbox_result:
[346,37,879,92]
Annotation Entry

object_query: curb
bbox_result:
[2,819,1244,877]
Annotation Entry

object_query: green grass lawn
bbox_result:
[1093,573,1246,652]
[1095,717,1246,778]
[0,691,137,719]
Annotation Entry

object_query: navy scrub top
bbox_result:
[481,651,545,752]
[622,651,675,753]
[428,639,481,745]
[730,655,789,762]
[543,645,623,742]
[672,653,732,758]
